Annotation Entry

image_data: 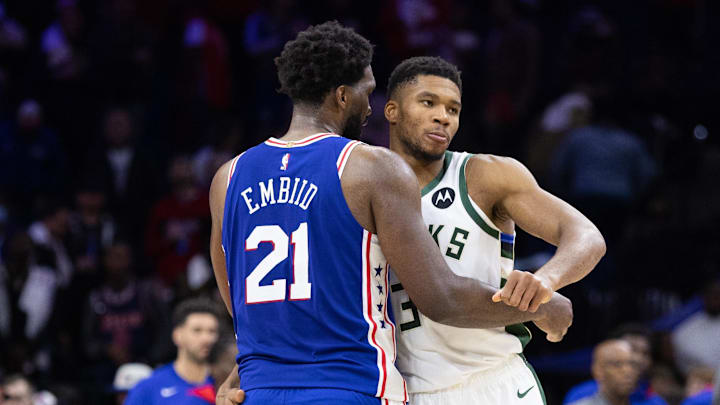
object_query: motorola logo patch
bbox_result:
[432,187,455,209]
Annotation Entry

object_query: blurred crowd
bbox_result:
[0,0,718,404]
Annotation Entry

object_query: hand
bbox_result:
[492,270,553,312]
[533,292,573,342]
[216,365,244,404]
[216,386,245,405]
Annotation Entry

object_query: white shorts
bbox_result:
[409,354,545,405]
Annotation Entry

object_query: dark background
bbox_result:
[0,0,718,403]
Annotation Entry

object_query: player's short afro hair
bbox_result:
[275,21,373,105]
[387,56,462,98]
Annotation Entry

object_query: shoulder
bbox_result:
[347,144,418,186]
[465,153,538,195]
[209,155,242,213]
[126,367,163,399]
[563,380,598,404]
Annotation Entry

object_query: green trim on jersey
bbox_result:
[459,154,500,239]
[520,353,547,405]
[500,278,533,349]
[501,242,514,260]
[421,151,453,197]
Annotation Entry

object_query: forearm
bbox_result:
[535,225,606,290]
[425,275,547,328]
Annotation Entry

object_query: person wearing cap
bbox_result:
[113,363,152,405]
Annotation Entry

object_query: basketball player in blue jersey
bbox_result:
[383,56,607,404]
[125,299,219,405]
[209,22,574,405]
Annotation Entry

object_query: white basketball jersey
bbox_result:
[390,151,532,393]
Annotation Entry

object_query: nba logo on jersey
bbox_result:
[281,153,290,170]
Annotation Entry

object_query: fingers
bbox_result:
[509,274,531,307]
[498,273,519,304]
[495,271,553,312]
[218,389,246,405]
[518,282,539,312]
[230,389,245,404]
[527,289,552,313]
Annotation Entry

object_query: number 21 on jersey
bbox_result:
[245,223,311,304]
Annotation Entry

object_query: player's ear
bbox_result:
[171,327,181,347]
[335,85,348,110]
[384,100,399,124]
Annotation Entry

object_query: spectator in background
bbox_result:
[550,89,657,290]
[0,233,58,378]
[565,324,666,405]
[0,101,67,216]
[146,155,209,288]
[681,367,715,405]
[68,179,115,279]
[27,199,72,288]
[89,0,155,102]
[0,3,27,51]
[84,106,158,250]
[82,242,171,380]
[568,339,648,405]
[672,279,720,375]
[40,0,86,82]
[242,0,305,139]
[191,118,242,189]
[38,0,94,165]
[172,1,232,152]
[0,374,56,405]
[125,298,219,405]
[0,2,28,113]
[483,0,540,156]
[379,0,452,62]
[112,363,152,405]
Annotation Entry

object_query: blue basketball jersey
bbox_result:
[222,133,407,402]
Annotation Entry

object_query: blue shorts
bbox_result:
[243,388,386,404]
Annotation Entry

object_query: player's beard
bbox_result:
[186,346,211,364]
[342,108,364,140]
[397,123,445,162]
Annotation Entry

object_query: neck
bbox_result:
[388,129,446,188]
[599,388,631,405]
[174,354,208,384]
[280,104,342,141]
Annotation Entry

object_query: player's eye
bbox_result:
[421,100,433,107]
[449,107,459,115]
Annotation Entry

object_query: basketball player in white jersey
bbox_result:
[384,56,606,405]
[209,23,575,405]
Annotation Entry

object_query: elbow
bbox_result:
[591,228,607,260]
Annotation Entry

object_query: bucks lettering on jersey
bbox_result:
[389,151,531,394]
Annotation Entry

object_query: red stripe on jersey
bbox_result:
[383,263,398,360]
[384,263,407,402]
[336,140,358,172]
[366,234,388,397]
[265,133,335,147]
[227,155,239,187]
[295,133,332,145]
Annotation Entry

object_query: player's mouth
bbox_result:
[425,130,448,144]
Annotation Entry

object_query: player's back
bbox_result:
[222,133,406,402]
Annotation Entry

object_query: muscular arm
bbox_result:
[349,146,563,328]
[477,156,606,291]
[209,160,234,317]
